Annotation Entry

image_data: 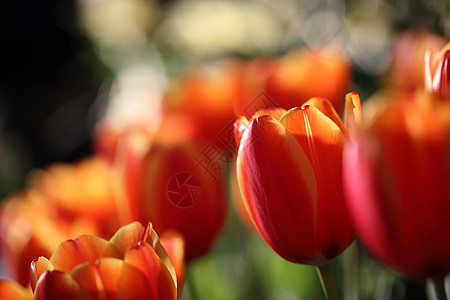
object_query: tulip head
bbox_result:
[236,95,359,265]
[30,222,180,300]
[343,95,450,277]
[115,131,227,261]
[0,280,32,300]
[425,43,450,101]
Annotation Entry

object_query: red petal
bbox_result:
[30,256,54,292]
[50,235,122,274]
[280,105,353,261]
[124,242,177,300]
[33,270,91,300]
[237,115,318,264]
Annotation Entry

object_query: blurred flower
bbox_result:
[115,130,227,261]
[234,47,352,116]
[235,93,360,265]
[164,59,241,145]
[160,231,186,296]
[30,222,178,300]
[343,92,450,277]
[29,156,119,237]
[385,30,447,91]
[0,191,99,286]
[425,43,450,100]
[0,279,32,300]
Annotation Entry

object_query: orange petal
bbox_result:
[160,231,186,296]
[142,222,177,291]
[50,235,122,274]
[124,242,177,300]
[116,262,154,300]
[30,256,55,292]
[344,92,362,139]
[280,105,353,260]
[109,222,146,254]
[0,280,33,300]
[33,270,91,300]
[70,258,126,300]
[236,115,318,264]
[233,116,250,148]
[251,107,287,121]
[302,97,346,133]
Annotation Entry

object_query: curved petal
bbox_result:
[0,280,32,300]
[160,231,186,296]
[237,115,319,264]
[109,222,146,254]
[116,262,154,300]
[33,270,91,300]
[302,97,346,134]
[124,242,177,300]
[344,92,362,139]
[280,105,353,261]
[50,235,122,274]
[30,257,55,292]
[233,116,250,148]
[251,108,287,121]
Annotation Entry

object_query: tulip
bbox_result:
[115,131,227,261]
[235,95,359,266]
[343,94,450,279]
[0,191,99,286]
[29,156,120,237]
[0,279,32,300]
[234,47,352,117]
[425,43,450,100]
[30,222,179,300]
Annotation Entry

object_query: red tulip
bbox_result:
[30,222,179,300]
[115,131,227,261]
[343,94,450,277]
[425,43,450,100]
[235,93,360,265]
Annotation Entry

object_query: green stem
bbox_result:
[428,277,447,300]
[316,264,340,300]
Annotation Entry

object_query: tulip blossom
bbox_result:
[234,47,352,116]
[343,94,450,277]
[29,156,120,237]
[30,222,180,300]
[425,43,450,100]
[0,191,99,286]
[235,94,360,266]
[115,131,227,261]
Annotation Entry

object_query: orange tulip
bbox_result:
[29,156,120,237]
[234,47,352,116]
[0,191,99,286]
[235,93,360,265]
[0,280,33,300]
[343,93,450,277]
[115,131,227,261]
[30,222,178,300]
[425,42,450,100]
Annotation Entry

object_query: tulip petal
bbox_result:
[116,263,154,300]
[30,257,55,292]
[280,105,353,260]
[237,115,319,264]
[109,222,146,254]
[124,242,177,300]
[234,116,249,147]
[344,92,362,138]
[70,258,126,300]
[302,97,346,134]
[251,108,287,121]
[50,235,122,274]
[0,280,33,300]
[33,270,91,300]
[160,231,186,295]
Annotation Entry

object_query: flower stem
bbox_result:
[316,264,340,300]
[428,277,447,300]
